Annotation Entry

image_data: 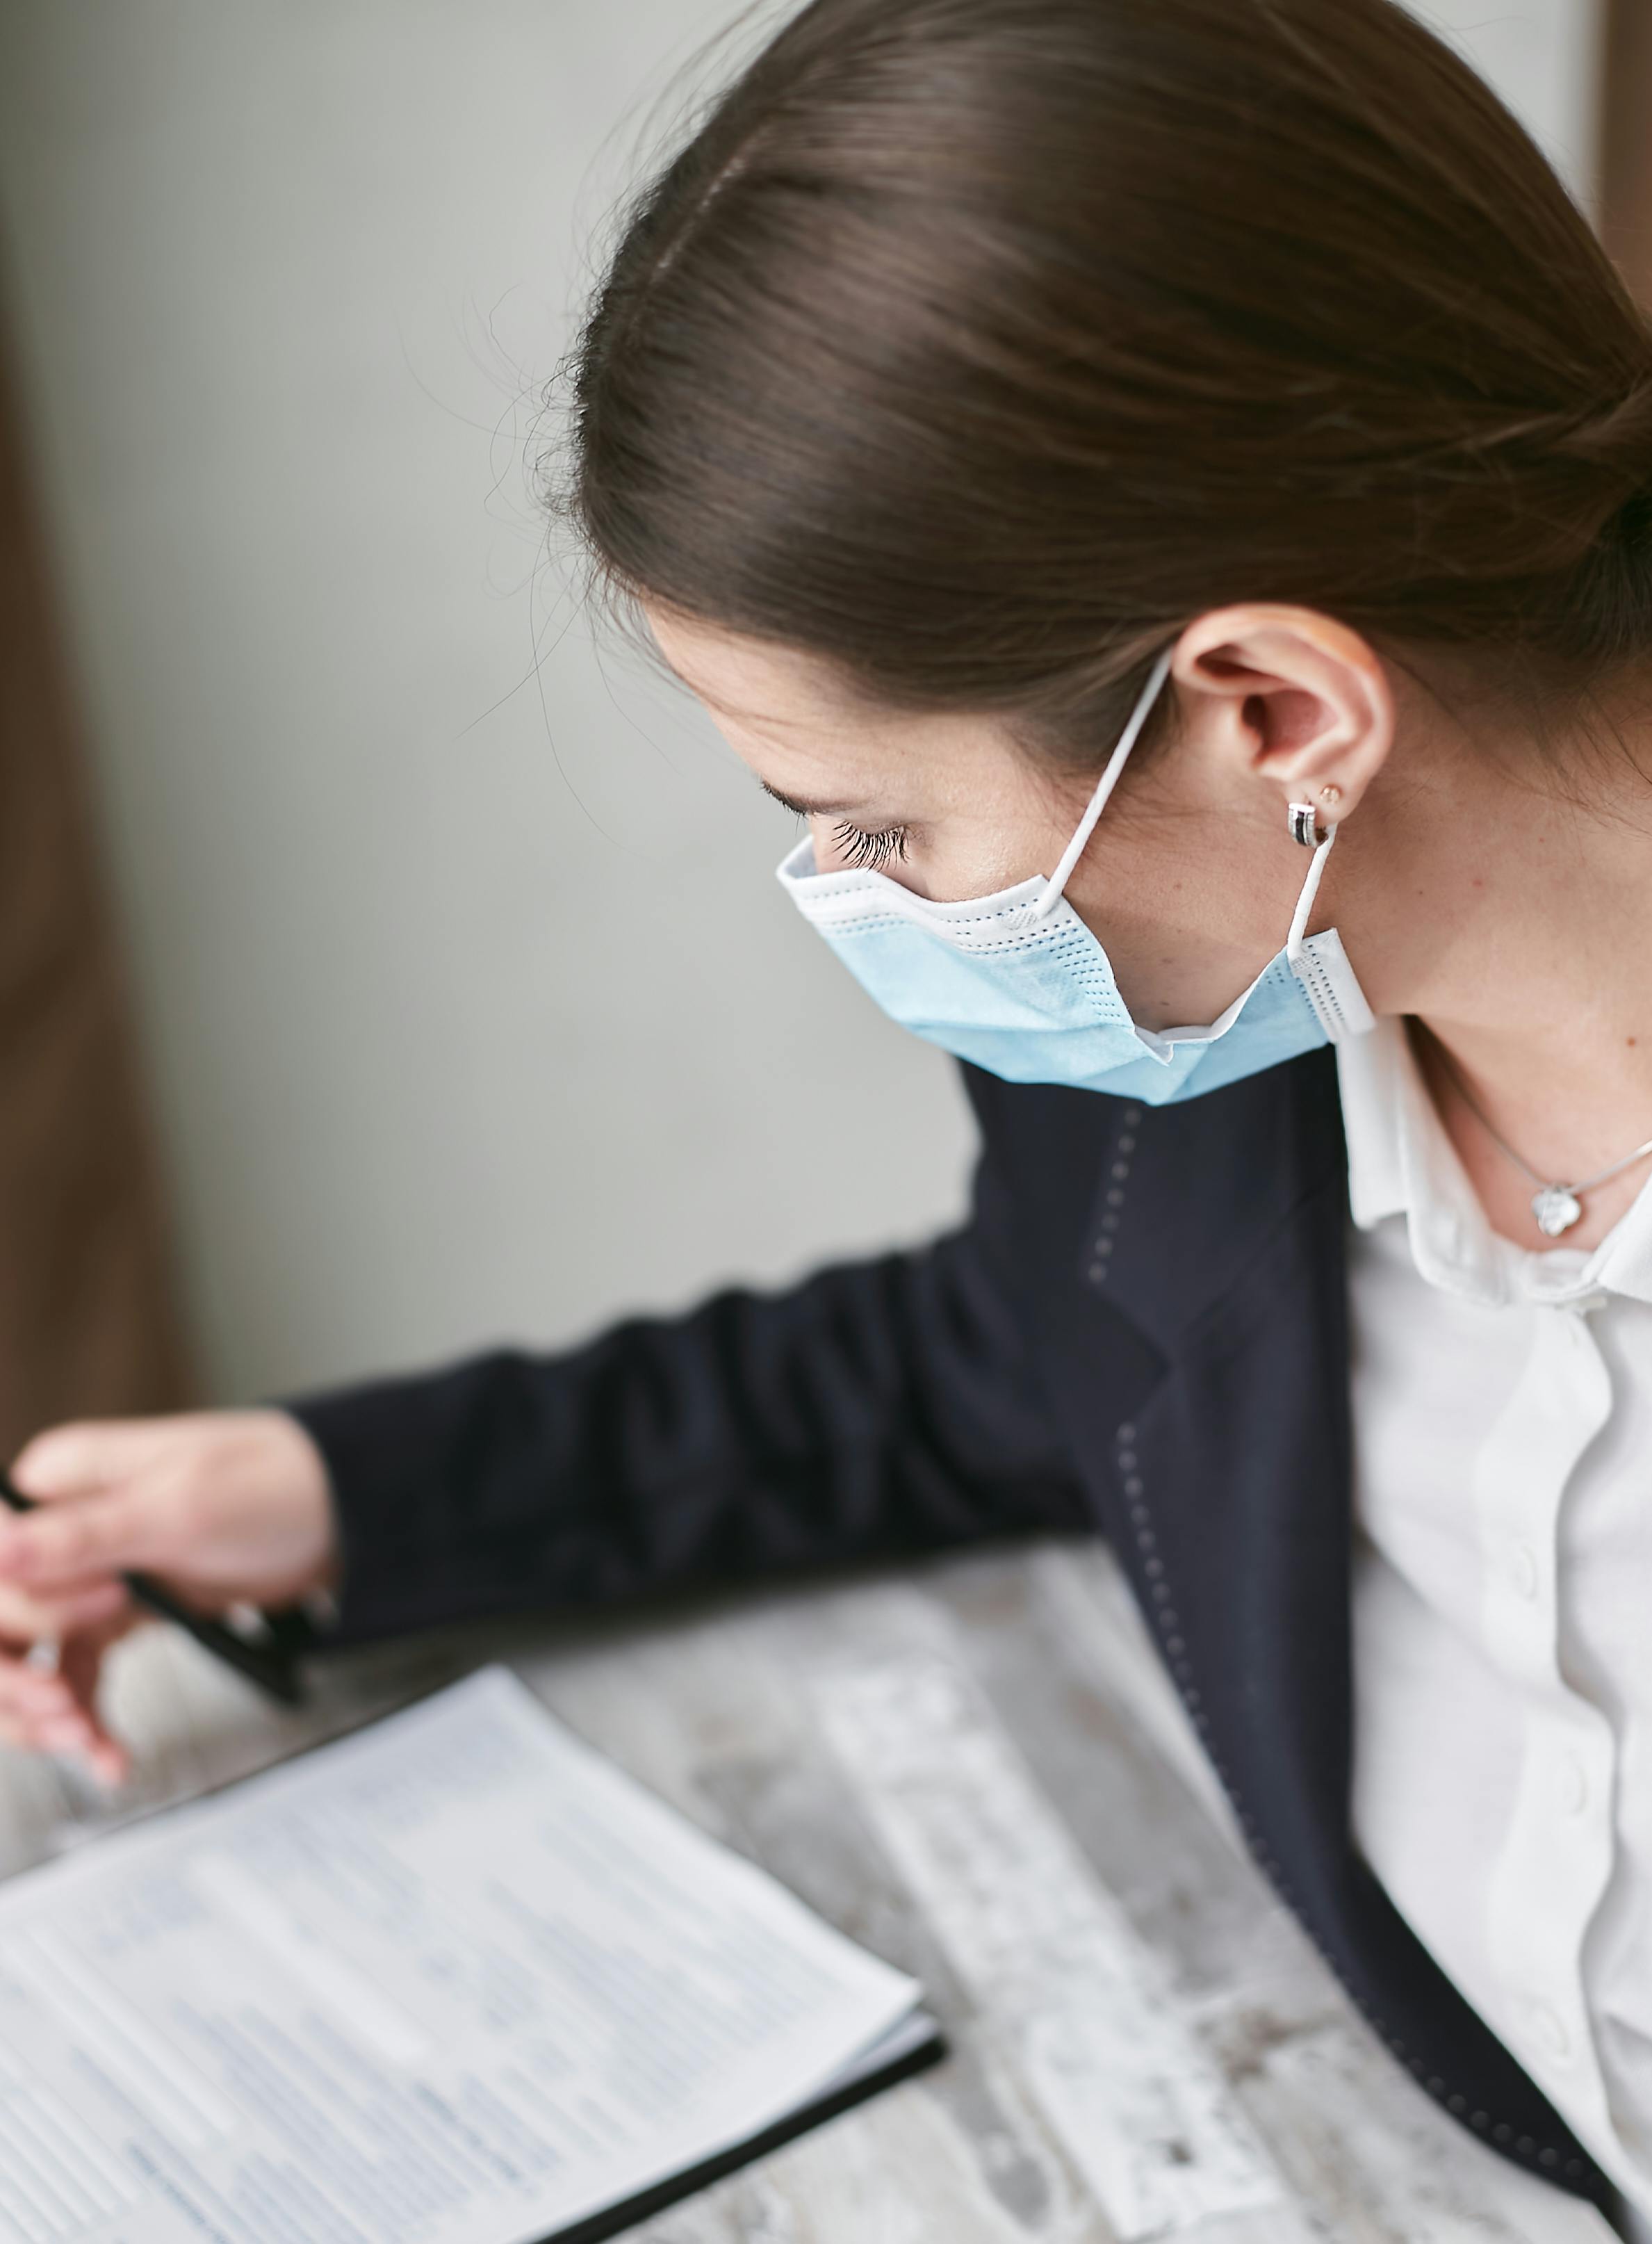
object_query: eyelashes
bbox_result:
[831,819,910,872]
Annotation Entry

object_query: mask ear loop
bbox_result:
[1286,824,1338,964]
[1028,648,1177,923]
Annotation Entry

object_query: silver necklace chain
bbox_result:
[1432,1046,1652,1239]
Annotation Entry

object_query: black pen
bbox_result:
[0,1471,306,1707]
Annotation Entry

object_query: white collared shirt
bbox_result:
[1339,1017,1652,2221]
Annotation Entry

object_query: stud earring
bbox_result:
[1319,783,1342,807]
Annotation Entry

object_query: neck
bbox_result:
[1347,677,1652,1247]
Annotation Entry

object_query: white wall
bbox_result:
[0,0,981,1401]
[1412,0,1603,206]
[0,0,1604,1403]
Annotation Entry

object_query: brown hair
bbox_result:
[569,0,1652,761]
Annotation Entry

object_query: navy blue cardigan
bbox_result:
[288,1048,1614,2212]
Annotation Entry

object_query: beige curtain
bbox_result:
[1604,0,1652,305]
[0,334,191,1453]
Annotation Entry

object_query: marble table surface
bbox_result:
[0,1537,1621,2244]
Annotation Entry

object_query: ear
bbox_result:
[1170,605,1394,822]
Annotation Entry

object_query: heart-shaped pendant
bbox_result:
[1532,1185,1583,1237]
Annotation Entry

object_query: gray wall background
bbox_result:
[0,0,1605,1401]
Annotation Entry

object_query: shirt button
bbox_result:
[1508,1544,1541,1601]
[1529,2004,1571,2062]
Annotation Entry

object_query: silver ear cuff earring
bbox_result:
[1289,784,1341,847]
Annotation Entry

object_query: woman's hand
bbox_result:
[0,1410,337,1782]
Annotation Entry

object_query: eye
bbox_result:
[831,819,910,872]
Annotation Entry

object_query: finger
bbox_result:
[10,1418,177,1500]
[0,1676,122,1780]
[60,1632,129,1784]
[0,1489,158,1587]
[0,1647,81,1727]
[0,1577,133,1638]
[0,1634,126,1778]
[0,1708,74,1757]
[41,1581,133,1632]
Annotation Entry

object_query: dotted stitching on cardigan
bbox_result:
[1107,1287,1592,2193]
[1087,1107,1143,1284]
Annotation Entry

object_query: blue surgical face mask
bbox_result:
[776,649,1374,1105]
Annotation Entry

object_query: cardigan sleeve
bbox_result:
[281,1133,1088,1646]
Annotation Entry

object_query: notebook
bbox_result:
[0,1666,944,2243]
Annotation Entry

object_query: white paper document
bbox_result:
[0,1667,930,2244]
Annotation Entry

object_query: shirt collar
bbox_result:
[1336,1017,1652,1309]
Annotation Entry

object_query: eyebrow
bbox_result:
[760,778,861,820]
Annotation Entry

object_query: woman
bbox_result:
[1,0,1649,2223]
